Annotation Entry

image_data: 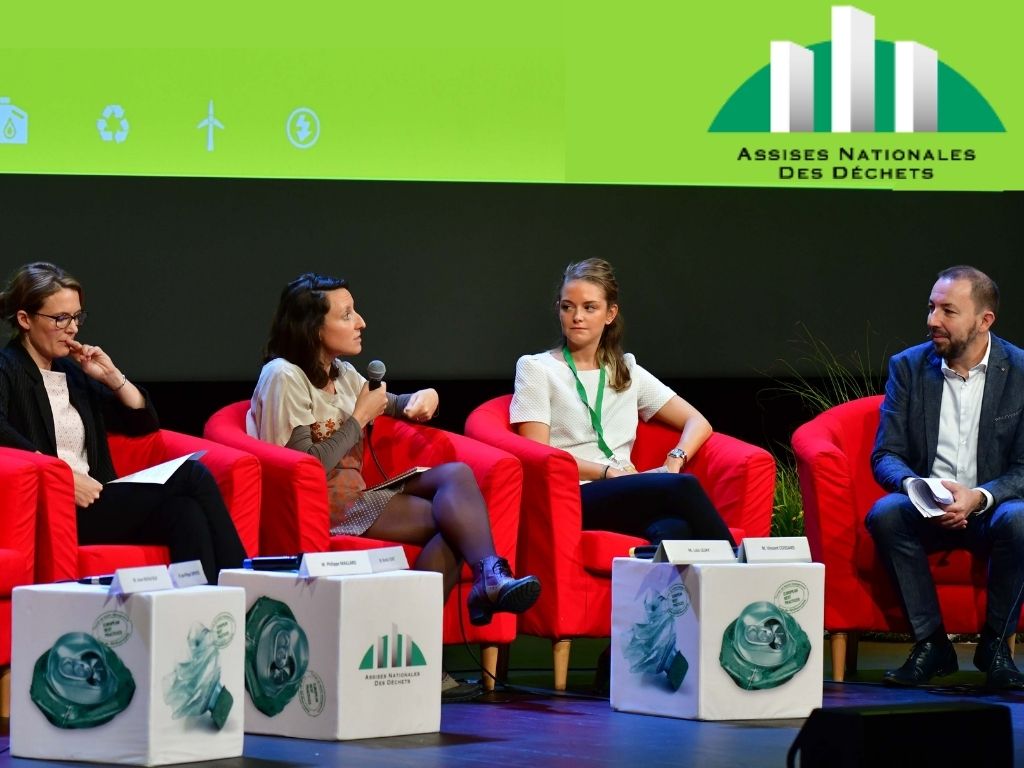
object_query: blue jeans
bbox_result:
[866,492,1024,640]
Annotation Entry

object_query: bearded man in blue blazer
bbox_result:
[867,265,1024,689]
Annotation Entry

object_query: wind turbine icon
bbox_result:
[197,100,224,151]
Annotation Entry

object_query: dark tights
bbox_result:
[580,472,735,546]
[365,462,496,599]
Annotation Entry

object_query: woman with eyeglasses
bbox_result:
[0,262,246,583]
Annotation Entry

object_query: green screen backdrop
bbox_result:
[3,1,1020,190]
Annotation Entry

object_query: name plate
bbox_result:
[654,539,737,564]
[367,546,409,573]
[738,537,812,564]
[110,565,175,595]
[169,560,209,588]
[299,551,373,578]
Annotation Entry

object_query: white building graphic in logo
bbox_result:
[359,624,427,670]
[772,6,937,133]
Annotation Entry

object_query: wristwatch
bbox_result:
[970,490,988,516]
[667,448,688,466]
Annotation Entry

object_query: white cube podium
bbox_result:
[218,568,443,740]
[611,559,824,720]
[11,583,246,766]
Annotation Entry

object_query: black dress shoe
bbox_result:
[882,639,958,686]
[973,636,1024,690]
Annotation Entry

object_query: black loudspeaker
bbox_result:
[787,702,1012,767]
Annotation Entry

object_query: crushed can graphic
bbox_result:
[244,596,309,716]
[719,601,810,690]
[30,632,136,728]
[623,590,688,691]
[163,622,234,729]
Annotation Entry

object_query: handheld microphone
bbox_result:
[364,360,389,477]
[367,359,386,391]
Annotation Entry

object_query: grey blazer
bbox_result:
[871,333,1024,506]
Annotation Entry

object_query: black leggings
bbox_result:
[580,472,735,546]
[76,459,247,583]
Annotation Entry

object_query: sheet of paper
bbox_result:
[907,477,954,518]
[108,450,206,485]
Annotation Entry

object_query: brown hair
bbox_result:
[0,262,84,340]
[559,258,631,391]
[263,272,349,389]
[937,265,1000,315]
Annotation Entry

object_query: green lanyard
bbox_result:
[562,346,614,459]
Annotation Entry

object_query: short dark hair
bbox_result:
[0,262,84,340]
[937,265,999,315]
[264,272,348,388]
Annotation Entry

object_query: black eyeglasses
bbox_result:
[34,311,88,330]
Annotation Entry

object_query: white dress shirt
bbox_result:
[930,334,994,513]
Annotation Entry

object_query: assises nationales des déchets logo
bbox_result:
[711,5,1003,133]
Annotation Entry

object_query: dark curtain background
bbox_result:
[2,176,1020,447]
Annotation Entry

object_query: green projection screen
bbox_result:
[2,2,1021,190]
[2,3,1020,383]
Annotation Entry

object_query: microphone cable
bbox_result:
[365,421,389,481]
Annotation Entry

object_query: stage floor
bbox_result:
[2,640,1022,767]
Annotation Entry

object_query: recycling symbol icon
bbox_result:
[97,104,130,143]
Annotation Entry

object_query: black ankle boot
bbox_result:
[467,556,541,626]
[973,630,1024,690]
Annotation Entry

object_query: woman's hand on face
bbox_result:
[66,340,121,388]
[352,381,389,427]
[403,388,439,422]
[73,472,103,507]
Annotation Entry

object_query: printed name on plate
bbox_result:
[110,564,175,595]
[654,540,737,564]
[299,551,373,578]
[367,546,409,572]
[738,537,812,564]
[169,560,209,587]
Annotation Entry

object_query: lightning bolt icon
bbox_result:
[286,107,319,149]
[296,114,311,142]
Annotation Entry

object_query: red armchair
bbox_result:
[791,395,1021,681]
[203,400,525,689]
[9,431,260,584]
[0,448,40,716]
[465,395,775,690]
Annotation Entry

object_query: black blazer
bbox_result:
[0,340,159,483]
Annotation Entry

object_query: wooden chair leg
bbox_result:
[480,644,500,691]
[552,639,572,691]
[496,643,511,681]
[830,632,848,682]
[0,665,10,719]
[846,631,861,675]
